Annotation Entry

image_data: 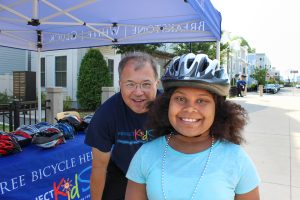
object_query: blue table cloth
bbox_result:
[0,133,92,200]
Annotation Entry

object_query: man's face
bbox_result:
[119,60,158,114]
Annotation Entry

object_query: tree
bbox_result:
[77,49,112,110]
[231,36,256,53]
[250,67,267,85]
[172,42,214,57]
[113,43,163,54]
[172,42,229,65]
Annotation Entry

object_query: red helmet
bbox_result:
[0,132,22,156]
[31,126,66,148]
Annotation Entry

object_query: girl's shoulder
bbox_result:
[216,140,249,158]
[139,136,166,153]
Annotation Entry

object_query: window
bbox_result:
[55,56,67,87]
[107,59,114,86]
[41,57,45,87]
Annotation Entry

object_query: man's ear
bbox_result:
[155,80,160,87]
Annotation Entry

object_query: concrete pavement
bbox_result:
[230,87,300,200]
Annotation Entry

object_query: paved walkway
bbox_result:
[230,88,300,200]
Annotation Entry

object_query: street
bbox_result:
[231,87,300,200]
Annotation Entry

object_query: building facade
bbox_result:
[0,46,168,107]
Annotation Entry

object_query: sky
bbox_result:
[210,0,300,78]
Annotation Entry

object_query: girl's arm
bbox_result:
[235,187,260,200]
[125,180,147,200]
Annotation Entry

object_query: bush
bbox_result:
[77,49,112,110]
[64,96,72,110]
[0,90,12,104]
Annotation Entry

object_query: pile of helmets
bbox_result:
[57,115,87,132]
[0,131,22,156]
[27,122,66,149]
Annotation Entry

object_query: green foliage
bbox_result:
[172,42,215,57]
[172,42,228,65]
[63,96,72,110]
[250,68,267,85]
[41,92,46,103]
[113,44,163,54]
[0,90,12,104]
[231,36,256,53]
[77,49,112,110]
[267,79,276,84]
[279,80,285,85]
[250,84,257,89]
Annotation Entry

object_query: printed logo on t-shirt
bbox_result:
[116,129,154,145]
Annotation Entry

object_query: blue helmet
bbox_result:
[55,122,76,139]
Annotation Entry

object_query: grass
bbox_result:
[0,123,10,132]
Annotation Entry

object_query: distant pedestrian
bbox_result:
[237,79,245,97]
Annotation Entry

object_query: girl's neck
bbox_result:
[168,133,212,154]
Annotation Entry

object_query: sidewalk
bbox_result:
[230,91,300,200]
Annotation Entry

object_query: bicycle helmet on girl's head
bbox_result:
[161,53,230,97]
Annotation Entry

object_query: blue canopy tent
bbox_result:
[0,0,221,121]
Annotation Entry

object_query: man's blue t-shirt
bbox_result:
[84,92,155,173]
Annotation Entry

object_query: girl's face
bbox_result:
[168,87,215,138]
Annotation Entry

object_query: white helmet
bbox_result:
[162,53,230,96]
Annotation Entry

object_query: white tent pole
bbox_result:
[0,3,30,21]
[41,0,96,21]
[33,0,42,122]
[41,0,114,41]
[33,0,38,18]
[216,41,220,63]
[37,48,42,122]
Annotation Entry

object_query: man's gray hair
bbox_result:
[118,52,158,80]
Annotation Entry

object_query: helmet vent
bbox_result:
[187,58,194,69]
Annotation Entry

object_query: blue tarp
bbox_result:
[0,0,221,51]
[0,134,92,200]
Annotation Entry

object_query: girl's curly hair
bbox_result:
[146,88,248,144]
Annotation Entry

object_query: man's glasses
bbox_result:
[123,81,155,91]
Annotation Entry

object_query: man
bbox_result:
[236,79,244,97]
[85,52,160,200]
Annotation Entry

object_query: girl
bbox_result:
[125,53,260,200]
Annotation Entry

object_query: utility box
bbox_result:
[13,71,36,101]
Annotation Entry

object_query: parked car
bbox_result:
[263,84,278,94]
[296,84,300,88]
[274,84,280,91]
